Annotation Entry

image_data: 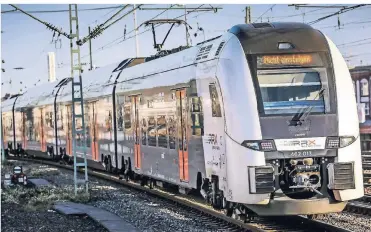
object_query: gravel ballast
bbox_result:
[2,160,224,232]
[1,160,107,232]
[317,212,371,232]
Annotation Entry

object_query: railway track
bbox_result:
[346,195,371,216]
[8,155,351,232]
[345,154,371,215]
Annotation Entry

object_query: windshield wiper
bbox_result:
[290,88,326,126]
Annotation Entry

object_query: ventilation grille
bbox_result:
[249,166,274,194]
[255,167,275,193]
[196,44,213,61]
[215,41,225,56]
[252,23,272,28]
[328,162,355,190]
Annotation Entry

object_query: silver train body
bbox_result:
[1,22,364,216]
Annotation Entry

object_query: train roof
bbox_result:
[2,22,325,113]
[4,32,227,111]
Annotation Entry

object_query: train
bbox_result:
[1,22,364,218]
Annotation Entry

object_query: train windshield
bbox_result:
[257,72,325,115]
[251,53,332,116]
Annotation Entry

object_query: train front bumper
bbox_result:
[245,196,347,216]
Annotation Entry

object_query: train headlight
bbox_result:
[326,136,356,149]
[241,140,276,152]
[340,136,356,148]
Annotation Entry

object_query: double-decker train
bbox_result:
[1,22,364,217]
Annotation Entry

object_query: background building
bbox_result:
[47,52,56,82]
[350,65,371,151]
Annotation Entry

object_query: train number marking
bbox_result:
[290,151,312,157]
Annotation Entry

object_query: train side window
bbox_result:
[141,118,147,145]
[157,115,167,148]
[124,96,132,130]
[60,108,64,130]
[45,112,50,128]
[168,115,176,149]
[148,116,157,147]
[8,117,13,131]
[191,97,204,136]
[209,84,222,117]
[105,110,112,132]
[49,112,53,128]
[117,105,123,131]
[27,119,34,141]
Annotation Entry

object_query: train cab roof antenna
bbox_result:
[142,19,192,51]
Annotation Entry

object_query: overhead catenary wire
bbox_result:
[318,19,371,29]
[58,4,180,68]
[64,4,209,66]
[89,4,181,51]
[344,52,371,58]
[85,6,122,27]
[337,37,371,47]
[253,4,276,23]
[9,4,71,39]
[338,41,371,48]
[1,5,132,14]
[76,4,139,46]
[308,4,367,25]
[117,5,206,46]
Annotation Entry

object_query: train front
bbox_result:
[219,23,364,216]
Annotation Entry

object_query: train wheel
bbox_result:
[149,179,154,189]
[107,156,113,173]
[140,176,146,186]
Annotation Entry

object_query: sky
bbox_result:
[1,4,371,96]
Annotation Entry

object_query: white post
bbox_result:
[133,4,139,57]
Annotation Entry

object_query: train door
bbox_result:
[40,108,46,152]
[176,89,189,182]
[132,96,141,170]
[66,105,72,155]
[22,111,27,149]
[91,102,99,161]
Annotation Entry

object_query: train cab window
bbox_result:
[141,118,147,145]
[209,84,222,117]
[190,97,204,136]
[257,72,327,115]
[157,115,167,148]
[148,116,157,147]
[168,115,176,149]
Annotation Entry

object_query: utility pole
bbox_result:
[245,6,251,24]
[88,26,93,71]
[133,4,139,57]
[69,4,89,196]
